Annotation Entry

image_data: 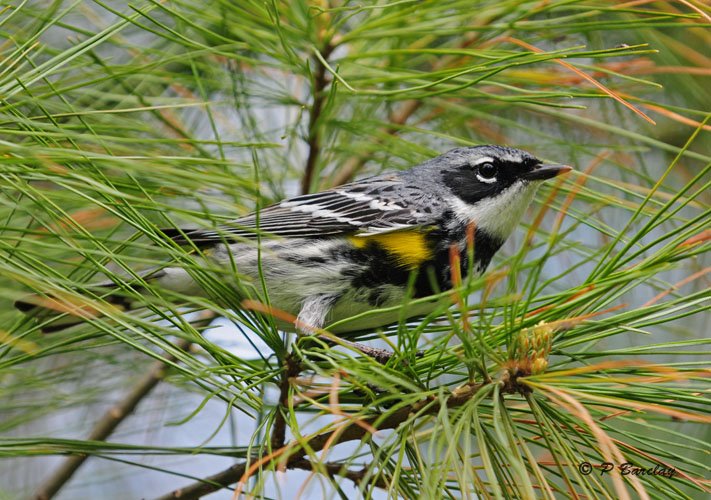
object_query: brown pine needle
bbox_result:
[642,266,711,307]
[679,228,711,247]
[500,37,656,124]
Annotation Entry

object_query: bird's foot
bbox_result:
[317,335,423,365]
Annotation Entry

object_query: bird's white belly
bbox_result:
[204,239,446,335]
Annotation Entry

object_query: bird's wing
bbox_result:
[163,174,445,246]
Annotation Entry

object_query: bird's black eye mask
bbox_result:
[442,158,535,205]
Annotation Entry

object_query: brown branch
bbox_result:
[153,462,249,500]
[152,381,489,500]
[290,458,389,489]
[32,311,215,500]
[270,353,301,450]
[151,458,388,500]
[301,44,334,195]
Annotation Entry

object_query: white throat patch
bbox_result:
[449,180,540,241]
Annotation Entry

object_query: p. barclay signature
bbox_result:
[578,461,676,477]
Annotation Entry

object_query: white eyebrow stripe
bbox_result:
[470,157,494,166]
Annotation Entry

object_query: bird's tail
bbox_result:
[14,269,166,333]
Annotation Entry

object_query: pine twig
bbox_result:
[290,458,389,489]
[270,353,301,450]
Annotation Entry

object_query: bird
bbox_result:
[15,145,571,339]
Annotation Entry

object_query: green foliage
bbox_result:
[1,1,710,499]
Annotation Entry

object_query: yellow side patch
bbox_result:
[348,230,433,269]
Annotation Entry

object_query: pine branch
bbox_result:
[153,462,247,500]
[269,353,301,450]
[289,458,389,489]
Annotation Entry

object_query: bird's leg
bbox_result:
[315,335,398,364]
[296,294,338,334]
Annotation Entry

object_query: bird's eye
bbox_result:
[476,162,497,183]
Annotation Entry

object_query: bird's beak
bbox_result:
[524,163,573,181]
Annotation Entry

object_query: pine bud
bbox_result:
[531,357,548,375]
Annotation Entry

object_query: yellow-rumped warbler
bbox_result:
[15,145,571,335]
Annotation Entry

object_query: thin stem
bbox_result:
[270,353,300,450]
[290,458,389,489]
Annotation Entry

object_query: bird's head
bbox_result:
[432,145,572,242]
